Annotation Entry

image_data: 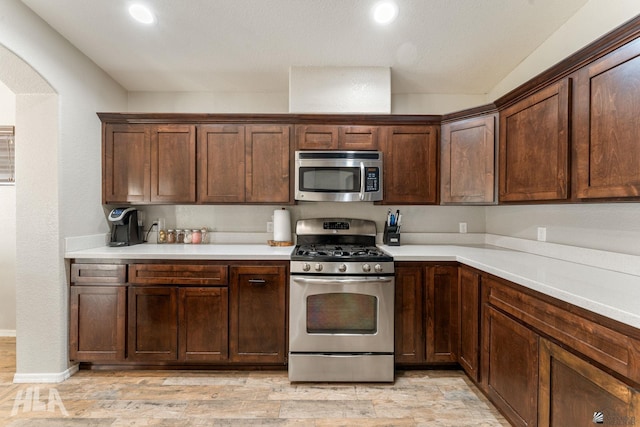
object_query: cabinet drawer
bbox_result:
[71,263,126,284]
[485,277,640,384]
[129,264,228,285]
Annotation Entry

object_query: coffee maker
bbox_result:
[108,207,143,247]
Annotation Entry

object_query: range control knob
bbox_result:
[302,263,311,272]
[362,263,371,273]
[314,263,323,272]
[374,264,384,273]
[338,264,348,273]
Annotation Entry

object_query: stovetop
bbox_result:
[292,244,392,262]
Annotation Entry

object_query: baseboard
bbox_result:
[0,330,16,337]
[13,364,79,384]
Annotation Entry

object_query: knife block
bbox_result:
[383,222,400,246]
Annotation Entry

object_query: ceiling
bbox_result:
[20,0,590,95]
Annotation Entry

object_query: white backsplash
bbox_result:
[139,203,487,239]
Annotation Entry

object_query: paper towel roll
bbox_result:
[273,209,292,242]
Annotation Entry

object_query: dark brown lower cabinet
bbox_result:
[483,305,539,427]
[178,287,228,362]
[229,265,287,364]
[538,338,640,427]
[458,266,480,382]
[128,286,230,363]
[128,286,179,361]
[394,263,458,366]
[69,285,126,362]
[426,266,459,363]
[395,264,425,364]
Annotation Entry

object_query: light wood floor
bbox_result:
[0,338,509,426]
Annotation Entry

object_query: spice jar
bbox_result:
[200,227,208,244]
[184,229,192,244]
[156,218,167,244]
[176,229,185,244]
[191,229,202,244]
[167,229,176,244]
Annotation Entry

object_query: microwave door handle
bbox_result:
[359,162,366,200]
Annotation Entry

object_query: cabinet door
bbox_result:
[128,286,178,361]
[178,287,229,362]
[441,114,496,204]
[296,125,378,150]
[394,265,425,364]
[295,125,339,150]
[229,265,287,363]
[458,267,480,382]
[484,306,539,427]
[69,286,126,362]
[425,265,458,363]
[103,124,150,203]
[382,125,438,204]
[338,126,379,150]
[245,125,292,203]
[499,79,570,202]
[197,124,246,203]
[150,124,196,203]
[575,38,640,199]
[538,338,640,427]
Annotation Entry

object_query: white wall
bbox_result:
[141,203,487,242]
[485,1,640,256]
[0,0,127,378]
[0,80,16,334]
[489,0,640,100]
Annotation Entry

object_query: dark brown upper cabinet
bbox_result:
[197,124,292,204]
[103,123,196,204]
[441,114,496,205]
[103,123,150,204]
[574,38,640,200]
[382,125,439,204]
[498,79,571,202]
[197,124,246,203]
[295,124,379,150]
[150,124,197,203]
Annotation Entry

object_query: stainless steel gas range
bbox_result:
[288,218,395,382]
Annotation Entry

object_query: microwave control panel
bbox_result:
[365,167,380,192]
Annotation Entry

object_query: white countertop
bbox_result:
[65,242,640,329]
[65,243,294,260]
[380,244,640,330]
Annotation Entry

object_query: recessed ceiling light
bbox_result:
[373,1,398,25]
[129,4,155,24]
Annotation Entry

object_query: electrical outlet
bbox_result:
[537,227,547,242]
[459,222,467,233]
[267,221,274,233]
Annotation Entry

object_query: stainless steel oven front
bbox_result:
[288,274,395,382]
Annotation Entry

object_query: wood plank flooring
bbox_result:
[0,338,509,426]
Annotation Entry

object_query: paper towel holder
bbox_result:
[268,208,294,247]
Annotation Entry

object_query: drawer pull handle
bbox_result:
[248,279,267,285]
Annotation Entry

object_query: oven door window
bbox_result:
[299,167,360,192]
[306,293,377,334]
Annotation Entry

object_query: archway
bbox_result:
[0,44,68,381]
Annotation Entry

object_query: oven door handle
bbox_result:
[359,162,366,201]
[292,277,393,285]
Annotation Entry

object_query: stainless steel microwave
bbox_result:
[295,151,383,202]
